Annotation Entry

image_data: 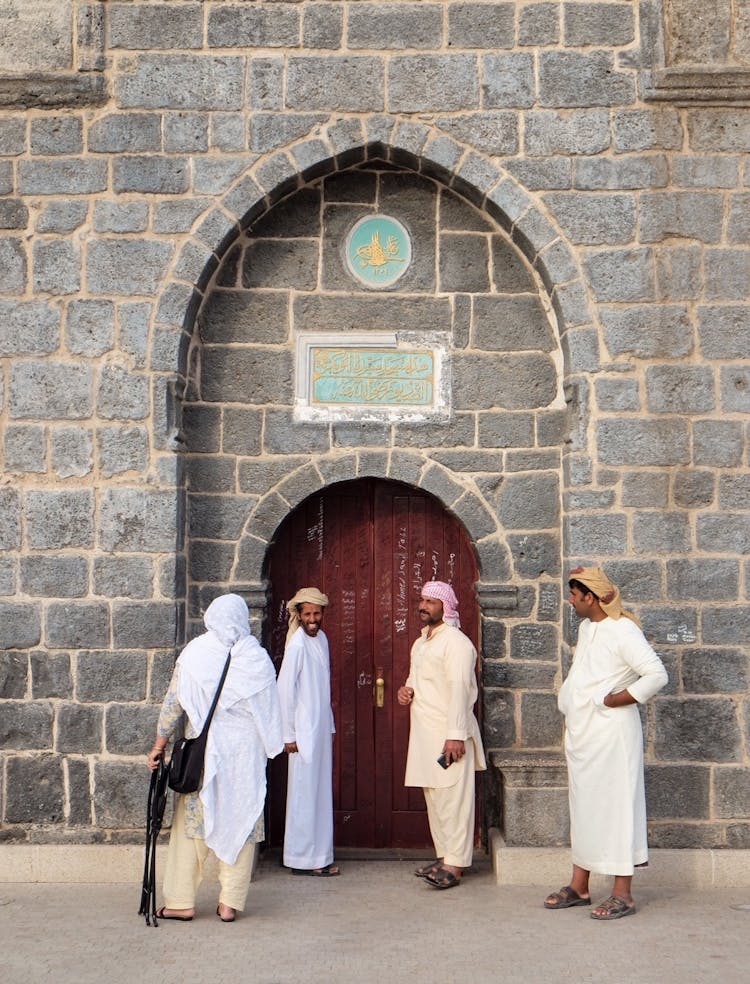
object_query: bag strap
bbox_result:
[198,651,232,738]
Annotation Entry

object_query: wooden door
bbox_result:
[265,479,478,849]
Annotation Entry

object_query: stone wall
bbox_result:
[0,1,749,849]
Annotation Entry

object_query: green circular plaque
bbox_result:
[345,215,412,289]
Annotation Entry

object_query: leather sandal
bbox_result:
[543,885,591,909]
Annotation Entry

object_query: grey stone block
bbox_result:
[287,56,385,112]
[507,533,561,578]
[163,112,209,153]
[509,623,559,662]
[0,198,29,229]
[93,201,149,234]
[109,3,203,49]
[76,651,148,703]
[432,450,504,473]
[697,305,750,358]
[241,238,318,290]
[97,425,150,478]
[112,156,189,195]
[0,652,27,699]
[56,702,103,754]
[703,607,750,646]
[538,51,634,107]
[504,157,572,191]
[181,404,221,454]
[482,660,557,690]
[200,348,293,405]
[88,113,162,153]
[0,117,26,156]
[189,540,236,582]
[544,192,636,245]
[639,606,697,646]
[332,422,392,449]
[482,53,535,108]
[612,109,683,153]
[696,514,750,554]
[673,469,715,509]
[303,4,343,49]
[0,301,60,356]
[704,249,750,302]
[681,648,749,694]
[687,110,750,152]
[600,305,693,358]
[222,408,263,457]
[477,412,534,449]
[248,56,284,111]
[416,465,465,509]
[185,455,236,494]
[646,365,715,414]
[595,377,640,412]
[25,490,94,549]
[473,294,555,351]
[519,2,560,44]
[207,4,299,47]
[452,491,498,540]
[693,419,743,467]
[563,2,634,45]
[0,238,26,293]
[45,603,110,649]
[438,233,490,293]
[667,559,739,601]
[492,238,537,292]
[117,55,245,111]
[18,159,107,195]
[65,299,115,357]
[20,556,88,599]
[645,764,710,819]
[98,489,178,553]
[520,692,563,748]
[640,191,723,244]
[583,247,654,303]
[453,353,557,410]
[153,198,212,235]
[32,238,80,295]
[30,652,72,699]
[188,495,253,541]
[525,109,610,156]
[596,418,689,466]
[199,289,289,345]
[49,426,93,479]
[348,3,442,49]
[632,512,691,554]
[449,3,515,47]
[117,303,151,368]
[87,239,173,296]
[388,55,478,113]
[498,473,560,530]
[714,768,750,820]
[0,488,21,549]
[394,414,475,450]
[112,602,178,649]
[96,365,150,421]
[567,513,627,555]
[654,698,741,762]
[30,116,83,156]
[105,703,161,755]
[718,474,750,510]
[93,556,154,599]
[4,756,63,824]
[93,761,147,828]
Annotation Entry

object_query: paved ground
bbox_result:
[3,853,750,984]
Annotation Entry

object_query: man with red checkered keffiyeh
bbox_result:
[397,581,486,891]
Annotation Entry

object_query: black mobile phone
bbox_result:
[437,752,451,769]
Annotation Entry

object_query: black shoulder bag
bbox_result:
[167,653,231,794]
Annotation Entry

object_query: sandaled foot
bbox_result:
[425,866,461,890]
[156,906,194,922]
[543,885,591,909]
[590,895,636,920]
[414,859,442,878]
[292,863,340,877]
[216,904,236,922]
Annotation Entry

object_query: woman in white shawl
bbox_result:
[146,594,283,923]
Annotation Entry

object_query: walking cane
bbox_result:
[139,758,169,926]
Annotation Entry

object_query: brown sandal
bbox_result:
[590,895,636,920]
[543,885,591,909]
[414,859,442,878]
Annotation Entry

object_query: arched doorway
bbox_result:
[264,478,479,850]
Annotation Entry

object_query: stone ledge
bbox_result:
[0,73,107,109]
[490,828,750,888]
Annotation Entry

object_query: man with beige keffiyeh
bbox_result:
[544,567,667,921]
[276,587,340,876]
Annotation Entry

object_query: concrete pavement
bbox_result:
[3,852,750,984]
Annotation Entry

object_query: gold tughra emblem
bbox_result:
[355,231,406,269]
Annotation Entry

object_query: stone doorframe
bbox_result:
[159,118,597,847]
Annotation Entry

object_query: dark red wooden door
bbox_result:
[265,479,478,849]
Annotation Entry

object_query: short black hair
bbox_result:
[568,578,599,600]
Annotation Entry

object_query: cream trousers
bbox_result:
[163,795,256,912]
[423,752,476,869]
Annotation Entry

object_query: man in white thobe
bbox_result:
[277,586,340,876]
[544,567,668,920]
[398,581,486,890]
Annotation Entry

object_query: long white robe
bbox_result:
[276,626,335,870]
[558,615,668,875]
[175,627,283,866]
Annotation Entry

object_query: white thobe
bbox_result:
[558,616,668,875]
[277,626,335,870]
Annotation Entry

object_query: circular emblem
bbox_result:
[344,215,412,289]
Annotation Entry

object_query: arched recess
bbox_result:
[263,477,479,851]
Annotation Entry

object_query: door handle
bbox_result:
[374,667,384,708]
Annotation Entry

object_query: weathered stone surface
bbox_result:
[116,55,245,111]
[596,419,689,466]
[681,648,749,694]
[482,688,516,746]
[9,360,92,420]
[20,556,88,599]
[93,761,145,827]
[98,489,178,553]
[4,756,63,824]
[538,51,634,107]
[30,652,73,699]
[654,698,741,762]
[76,651,147,703]
[498,473,560,530]
[25,490,95,549]
[388,55,478,113]
[45,603,110,649]
[509,623,559,662]
[645,765,710,819]
[112,602,178,649]
[50,426,93,479]
[56,702,103,753]
[87,239,173,295]
[714,768,750,819]
[105,703,161,755]
[0,651,27,699]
